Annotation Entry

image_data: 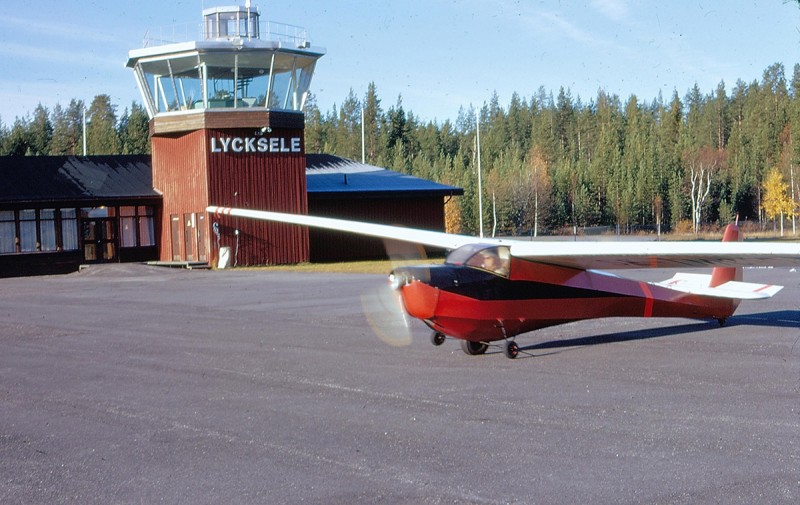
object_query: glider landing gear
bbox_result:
[459,339,519,358]
[439,330,519,359]
[430,331,491,356]
[503,340,520,359]
[460,340,489,356]
[430,331,446,346]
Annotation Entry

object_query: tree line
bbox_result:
[305,64,800,236]
[0,95,150,157]
[3,63,799,236]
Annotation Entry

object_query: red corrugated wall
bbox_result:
[150,111,450,266]
[205,128,308,265]
[151,129,209,262]
[150,114,309,265]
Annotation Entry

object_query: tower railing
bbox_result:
[141,21,309,48]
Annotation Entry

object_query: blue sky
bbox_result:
[1,0,800,124]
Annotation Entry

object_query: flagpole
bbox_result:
[476,108,483,238]
[82,106,87,156]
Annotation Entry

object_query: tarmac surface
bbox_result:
[1,263,799,504]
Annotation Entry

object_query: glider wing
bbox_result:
[207,206,800,270]
[207,206,511,251]
[507,241,800,270]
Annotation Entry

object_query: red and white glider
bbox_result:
[208,206,799,358]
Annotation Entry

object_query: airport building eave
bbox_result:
[125,39,326,68]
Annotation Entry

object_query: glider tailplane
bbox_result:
[709,222,743,287]
[655,222,783,301]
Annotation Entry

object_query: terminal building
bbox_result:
[0,4,461,277]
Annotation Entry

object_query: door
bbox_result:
[184,213,195,261]
[170,214,181,261]
[82,218,116,262]
[196,213,208,263]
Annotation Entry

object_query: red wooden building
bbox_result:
[0,4,463,277]
[147,111,309,266]
[126,5,323,267]
[124,4,463,268]
[0,153,461,277]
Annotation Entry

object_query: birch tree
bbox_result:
[685,147,720,234]
[762,167,794,235]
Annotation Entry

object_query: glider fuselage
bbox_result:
[394,257,739,343]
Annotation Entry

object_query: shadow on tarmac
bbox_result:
[727,310,800,329]
[520,310,799,354]
[521,321,712,353]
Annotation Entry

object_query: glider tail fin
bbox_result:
[709,222,743,288]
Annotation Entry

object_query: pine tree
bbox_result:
[86,94,120,155]
[49,104,70,155]
[0,115,6,152]
[3,117,30,156]
[334,88,361,160]
[303,92,326,154]
[28,104,52,155]
[119,102,150,154]
[362,82,383,164]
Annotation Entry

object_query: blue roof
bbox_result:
[306,154,462,198]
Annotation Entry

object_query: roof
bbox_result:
[306,154,463,198]
[0,154,462,204]
[0,155,160,205]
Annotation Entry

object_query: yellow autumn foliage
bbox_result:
[761,168,794,220]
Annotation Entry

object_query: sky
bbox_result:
[1,0,800,124]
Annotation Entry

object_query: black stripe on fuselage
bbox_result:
[404,265,624,301]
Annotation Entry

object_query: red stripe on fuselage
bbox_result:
[639,282,654,318]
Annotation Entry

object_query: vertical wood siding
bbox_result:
[151,130,209,262]
[307,197,445,262]
[205,128,308,265]
[151,125,309,265]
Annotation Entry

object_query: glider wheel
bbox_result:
[461,340,488,356]
[504,341,520,359]
[430,331,446,346]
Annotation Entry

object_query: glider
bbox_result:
[208,206,800,358]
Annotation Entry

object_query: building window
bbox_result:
[83,206,112,218]
[0,206,153,255]
[40,209,57,251]
[61,208,78,251]
[120,206,137,247]
[0,210,15,253]
[19,209,37,252]
[119,205,155,248]
[138,206,155,246]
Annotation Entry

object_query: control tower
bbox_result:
[126,3,324,266]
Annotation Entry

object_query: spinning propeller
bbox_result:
[359,239,431,347]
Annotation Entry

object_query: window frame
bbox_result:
[0,210,17,254]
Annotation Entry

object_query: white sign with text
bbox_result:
[210,136,302,154]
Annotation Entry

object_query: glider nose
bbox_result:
[389,266,431,290]
[389,266,438,321]
[388,271,407,291]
